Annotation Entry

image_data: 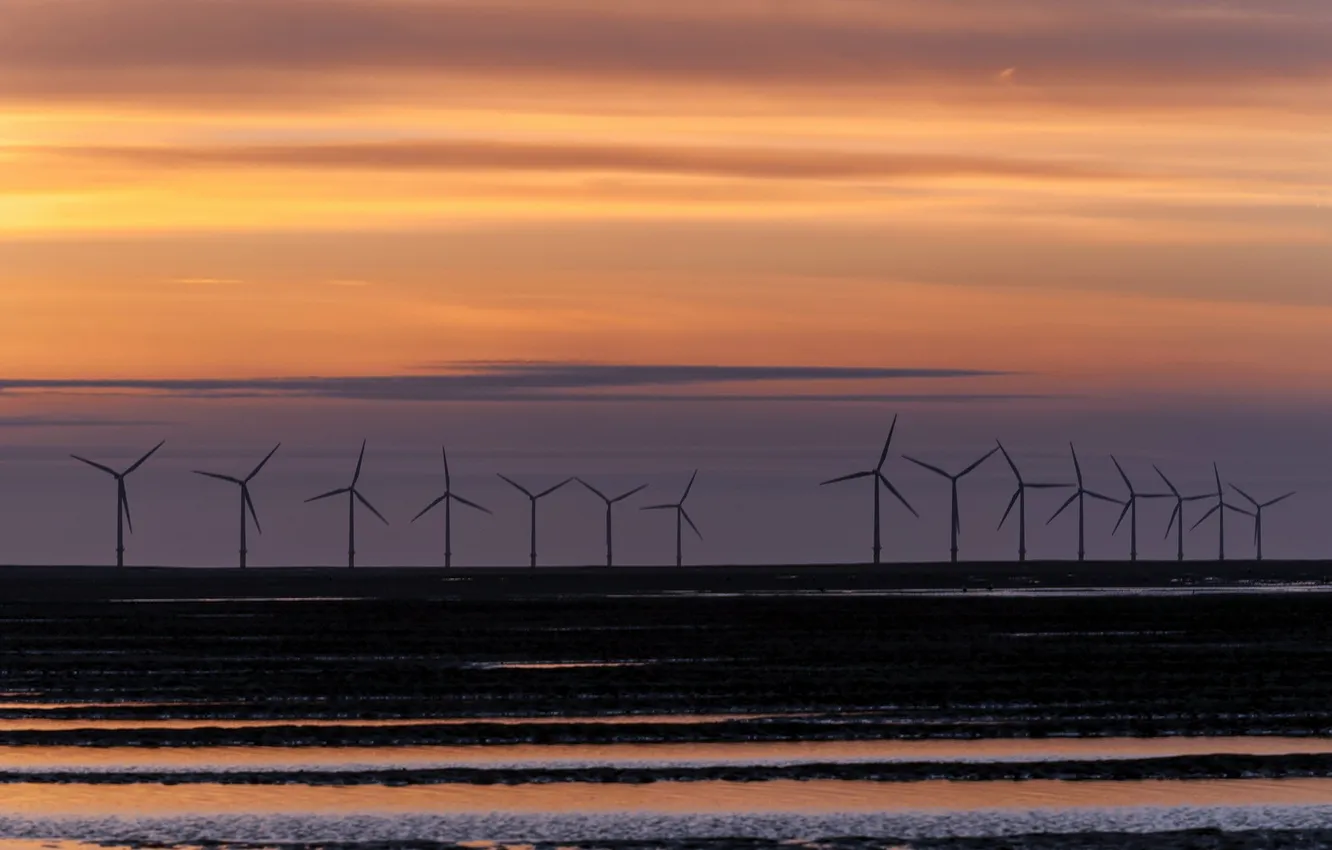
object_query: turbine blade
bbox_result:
[877,415,898,471]
[125,440,165,476]
[1191,504,1220,530]
[878,474,918,518]
[1213,462,1222,495]
[354,489,389,525]
[72,455,118,477]
[1164,503,1180,539]
[681,469,699,502]
[960,447,999,478]
[451,493,492,514]
[1228,483,1259,508]
[903,456,949,479]
[1112,499,1131,535]
[996,440,1021,481]
[412,494,448,522]
[441,445,451,489]
[1027,483,1072,490]
[612,484,649,503]
[120,487,134,534]
[1085,490,1122,505]
[641,504,675,511]
[1265,492,1296,508]
[244,487,262,535]
[821,471,873,486]
[246,443,281,482]
[194,471,242,485]
[1069,443,1083,486]
[1111,455,1131,493]
[497,474,534,499]
[1154,465,1180,497]
[998,489,1020,530]
[1223,502,1255,518]
[681,508,702,540]
[576,478,609,503]
[352,440,367,486]
[305,487,350,503]
[1047,492,1078,525]
[537,478,573,499]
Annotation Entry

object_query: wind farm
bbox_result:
[19,422,1312,570]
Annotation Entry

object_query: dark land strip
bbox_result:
[1,568,1331,744]
[12,753,1332,784]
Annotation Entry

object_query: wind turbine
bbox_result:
[1109,456,1169,563]
[193,443,281,569]
[577,478,648,567]
[305,440,389,569]
[1046,444,1122,562]
[996,441,1071,562]
[642,470,702,567]
[1227,484,1295,562]
[412,446,491,568]
[1190,463,1247,561]
[1154,465,1213,562]
[903,448,998,563]
[71,441,166,567]
[498,474,572,568]
[820,415,918,564]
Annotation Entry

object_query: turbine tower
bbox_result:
[903,448,998,563]
[1227,484,1295,562]
[498,474,572,568]
[820,415,917,564]
[1109,456,1168,563]
[305,440,389,569]
[412,446,491,568]
[1154,465,1212,562]
[642,470,702,567]
[193,443,280,569]
[996,441,1070,562]
[577,478,648,567]
[1190,463,1246,561]
[1046,443,1122,562]
[71,441,166,567]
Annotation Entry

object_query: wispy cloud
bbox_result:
[32,141,1137,184]
[0,362,1018,403]
[1,0,1327,106]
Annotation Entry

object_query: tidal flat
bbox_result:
[1,563,1331,848]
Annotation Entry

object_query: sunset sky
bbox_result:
[0,0,1328,566]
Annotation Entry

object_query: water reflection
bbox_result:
[4,777,1332,816]
[0,713,810,731]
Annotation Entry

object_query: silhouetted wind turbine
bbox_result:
[904,448,998,563]
[642,470,701,567]
[413,446,491,568]
[1191,463,1246,561]
[1228,484,1295,562]
[499,474,572,568]
[577,478,648,567]
[1109,456,1169,563]
[71,441,165,567]
[305,440,388,569]
[1046,444,1122,562]
[996,441,1070,562]
[820,416,917,564]
[1155,465,1212,562]
[193,443,280,569]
